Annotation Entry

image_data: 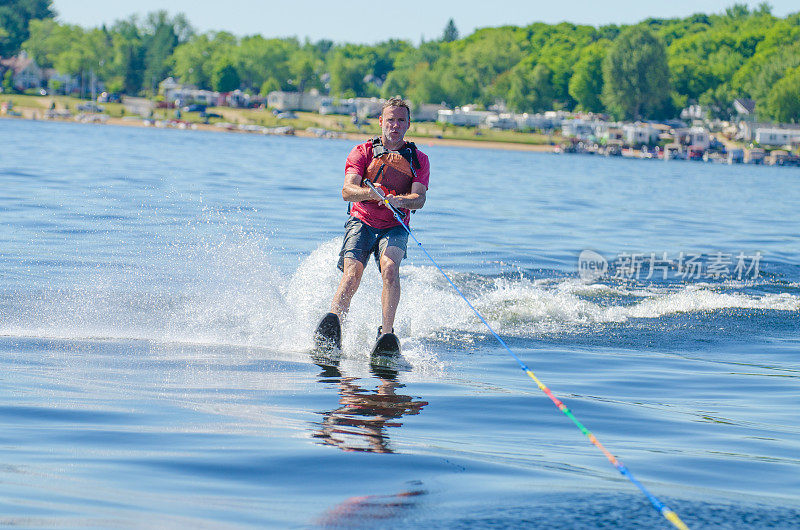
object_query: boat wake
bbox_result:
[2,237,797,358]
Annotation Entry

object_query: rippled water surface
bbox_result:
[2,118,799,528]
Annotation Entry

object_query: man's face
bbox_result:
[379,106,410,146]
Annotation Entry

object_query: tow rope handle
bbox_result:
[363,179,406,221]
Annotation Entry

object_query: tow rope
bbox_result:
[362,178,689,530]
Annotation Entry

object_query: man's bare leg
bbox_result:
[379,246,404,333]
[330,257,365,319]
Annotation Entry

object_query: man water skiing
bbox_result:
[314,97,430,351]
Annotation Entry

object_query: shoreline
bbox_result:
[4,95,797,163]
[6,113,796,165]
[2,111,557,153]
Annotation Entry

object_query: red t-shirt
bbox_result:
[345,141,430,229]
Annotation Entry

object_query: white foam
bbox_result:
[2,231,798,359]
[609,286,799,320]
[392,270,800,337]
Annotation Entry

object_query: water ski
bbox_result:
[313,312,341,352]
[370,332,409,374]
[371,332,401,357]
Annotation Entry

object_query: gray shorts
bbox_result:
[337,216,408,272]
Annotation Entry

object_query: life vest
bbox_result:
[364,137,420,202]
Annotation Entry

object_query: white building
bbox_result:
[352,97,385,118]
[413,103,448,122]
[158,77,185,99]
[755,127,800,147]
[562,119,598,140]
[738,121,773,142]
[515,113,555,131]
[437,108,494,127]
[225,89,255,108]
[622,123,660,145]
[318,97,385,118]
[319,97,356,115]
[267,90,326,112]
[733,98,756,117]
[485,113,518,130]
[673,127,711,149]
[122,96,155,116]
[159,77,222,106]
[602,127,624,142]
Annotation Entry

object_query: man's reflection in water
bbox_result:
[314,484,426,527]
[312,360,428,454]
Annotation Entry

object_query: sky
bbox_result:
[52,0,799,44]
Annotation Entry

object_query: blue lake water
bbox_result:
[2,118,799,528]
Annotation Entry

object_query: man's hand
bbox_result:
[371,184,402,211]
[384,194,402,210]
[371,182,389,202]
[368,183,403,210]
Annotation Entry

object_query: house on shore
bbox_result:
[225,89,262,108]
[515,113,556,131]
[0,52,81,95]
[318,97,385,119]
[745,148,766,164]
[485,113,518,130]
[673,127,711,150]
[122,96,155,116]
[159,77,222,106]
[413,103,448,122]
[0,52,43,91]
[319,97,356,115]
[562,119,600,140]
[159,77,185,101]
[733,98,756,118]
[622,123,660,145]
[352,97,384,119]
[602,127,624,143]
[755,127,800,148]
[737,121,772,142]
[267,90,326,112]
[437,107,494,127]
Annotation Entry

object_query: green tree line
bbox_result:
[4,1,800,122]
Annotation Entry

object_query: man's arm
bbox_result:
[343,173,427,210]
[386,182,427,211]
[341,172,376,203]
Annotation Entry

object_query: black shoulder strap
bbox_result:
[372,137,421,170]
[371,137,387,158]
[404,141,421,170]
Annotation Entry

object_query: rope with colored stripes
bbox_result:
[362,179,689,530]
